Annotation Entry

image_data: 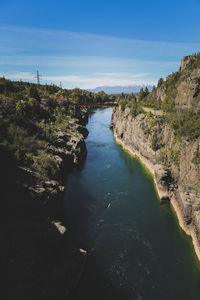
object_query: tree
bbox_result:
[144,87,149,96]
[157,78,164,88]
[161,97,175,112]
[29,87,40,101]
[152,86,156,93]
[0,82,5,94]
[16,98,40,120]
[151,132,160,151]
[138,88,145,102]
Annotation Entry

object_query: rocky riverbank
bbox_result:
[111,106,200,262]
[1,108,89,300]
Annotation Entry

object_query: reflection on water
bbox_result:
[64,108,200,300]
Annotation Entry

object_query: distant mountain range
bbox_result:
[88,85,153,94]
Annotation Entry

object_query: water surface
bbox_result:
[64,108,200,300]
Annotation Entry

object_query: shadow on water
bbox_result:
[64,176,131,300]
[64,178,100,248]
[71,254,131,300]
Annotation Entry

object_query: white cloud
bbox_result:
[2,71,157,89]
[93,72,149,78]
[4,72,35,80]
[44,75,156,88]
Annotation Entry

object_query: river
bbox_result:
[64,108,200,300]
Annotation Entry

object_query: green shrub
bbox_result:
[16,98,41,120]
[33,150,59,181]
[161,96,175,112]
[169,110,200,140]
[159,147,180,169]
[148,117,157,129]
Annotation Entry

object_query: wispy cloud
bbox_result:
[1,71,156,89]
[93,72,149,78]
[0,24,199,88]
[42,74,156,88]
[3,72,35,80]
[1,24,200,58]
[0,55,179,68]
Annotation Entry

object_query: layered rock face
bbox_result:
[111,106,200,260]
[48,118,88,174]
[148,53,200,110]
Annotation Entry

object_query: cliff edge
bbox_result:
[111,53,200,261]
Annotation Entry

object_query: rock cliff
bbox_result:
[111,106,200,261]
[147,53,200,110]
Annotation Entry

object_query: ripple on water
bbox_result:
[92,219,156,298]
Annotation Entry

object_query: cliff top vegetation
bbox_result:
[117,53,200,141]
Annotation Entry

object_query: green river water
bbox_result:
[64,108,200,300]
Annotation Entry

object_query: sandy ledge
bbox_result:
[114,132,200,263]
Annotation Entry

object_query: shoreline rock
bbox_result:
[111,106,200,262]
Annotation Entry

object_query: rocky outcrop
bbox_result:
[111,106,200,261]
[147,53,200,110]
[48,122,88,171]
[179,54,196,71]
[175,68,200,110]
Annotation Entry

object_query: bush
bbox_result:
[169,110,200,140]
[7,124,39,163]
[159,148,180,169]
[33,150,59,181]
[16,98,41,120]
[161,96,175,112]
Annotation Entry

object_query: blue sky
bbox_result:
[0,0,200,89]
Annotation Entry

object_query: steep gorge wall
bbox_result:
[111,106,200,261]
